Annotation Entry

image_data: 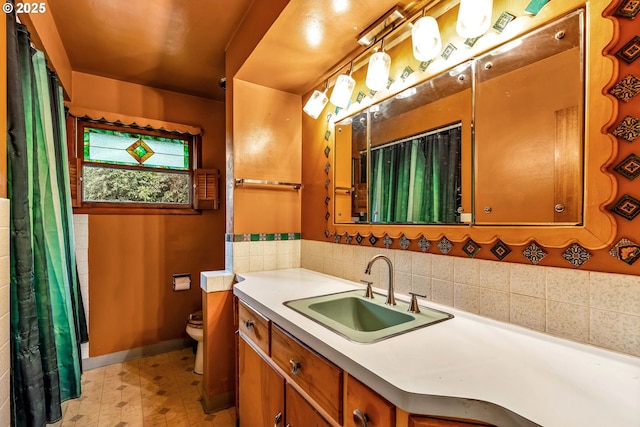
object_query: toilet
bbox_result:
[186,310,204,374]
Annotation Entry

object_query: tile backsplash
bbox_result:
[224,237,640,357]
[298,240,640,358]
[227,239,301,273]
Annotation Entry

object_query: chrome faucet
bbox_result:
[364,254,396,305]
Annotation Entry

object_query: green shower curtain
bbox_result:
[7,11,87,427]
[370,125,461,223]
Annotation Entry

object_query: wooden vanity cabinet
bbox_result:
[237,298,495,427]
[271,324,343,424]
[239,334,332,427]
[345,375,395,427]
[238,300,271,355]
[409,415,494,426]
[286,383,332,427]
[238,336,284,427]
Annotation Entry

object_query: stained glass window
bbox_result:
[78,123,194,206]
[84,128,189,170]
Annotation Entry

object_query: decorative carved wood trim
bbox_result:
[329,0,618,250]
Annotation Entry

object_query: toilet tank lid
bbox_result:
[189,311,203,322]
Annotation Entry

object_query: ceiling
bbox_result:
[48,0,252,101]
[47,0,431,102]
[236,0,414,96]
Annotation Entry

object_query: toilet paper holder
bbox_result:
[173,273,192,291]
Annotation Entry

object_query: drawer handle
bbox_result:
[353,408,369,427]
[244,320,255,330]
[274,412,282,427]
[289,359,301,375]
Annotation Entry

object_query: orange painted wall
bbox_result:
[232,79,302,234]
[18,1,73,99]
[225,0,290,82]
[224,0,290,234]
[70,73,228,356]
[88,213,222,355]
[202,290,235,402]
[302,1,639,276]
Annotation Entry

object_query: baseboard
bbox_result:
[82,337,193,371]
[199,387,234,414]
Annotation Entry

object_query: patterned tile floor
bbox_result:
[50,347,236,427]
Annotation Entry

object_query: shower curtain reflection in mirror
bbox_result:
[369,124,462,224]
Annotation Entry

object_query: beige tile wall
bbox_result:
[300,240,640,358]
[229,240,301,274]
[0,199,10,425]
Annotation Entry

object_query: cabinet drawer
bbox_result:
[238,301,271,355]
[346,374,395,427]
[271,324,343,424]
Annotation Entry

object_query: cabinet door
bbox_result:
[285,383,331,427]
[409,415,494,426]
[345,375,395,427]
[238,336,285,427]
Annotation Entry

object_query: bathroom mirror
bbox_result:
[334,62,473,224]
[334,9,584,226]
[335,110,368,222]
[474,9,584,224]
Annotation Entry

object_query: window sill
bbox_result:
[72,206,202,215]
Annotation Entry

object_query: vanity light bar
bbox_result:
[357,6,406,46]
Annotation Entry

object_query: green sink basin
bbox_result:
[284,290,453,343]
[309,296,414,332]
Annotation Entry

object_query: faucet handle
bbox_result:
[408,292,426,313]
[360,279,374,299]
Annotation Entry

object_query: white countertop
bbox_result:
[233,268,640,427]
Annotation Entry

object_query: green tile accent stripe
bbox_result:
[226,233,301,242]
[524,0,549,15]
